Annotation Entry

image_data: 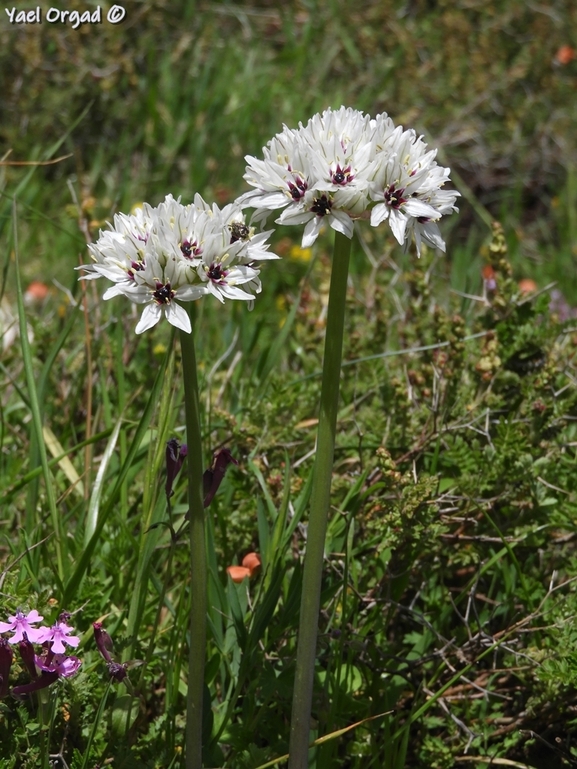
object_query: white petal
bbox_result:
[217,284,255,301]
[240,190,290,210]
[330,211,354,239]
[176,285,207,301]
[90,263,129,282]
[277,207,312,226]
[135,304,161,334]
[104,284,150,304]
[370,204,389,228]
[102,284,127,300]
[165,302,192,333]
[75,265,102,280]
[419,221,446,252]
[402,199,439,219]
[388,209,408,245]
[302,218,322,248]
[207,283,226,303]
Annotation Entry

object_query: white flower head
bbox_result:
[78,196,278,333]
[369,128,459,254]
[242,106,459,252]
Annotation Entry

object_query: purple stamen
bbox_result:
[152,282,174,305]
[287,176,307,200]
[331,164,354,186]
[310,195,332,217]
[384,184,406,209]
[128,260,145,281]
[207,264,227,284]
[181,240,201,259]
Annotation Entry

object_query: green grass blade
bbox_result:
[84,416,123,544]
[13,200,66,584]
[62,340,174,605]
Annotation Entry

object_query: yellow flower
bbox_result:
[290,244,312,262]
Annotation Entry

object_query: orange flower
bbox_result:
[227,552,261,583]
[481,265,495,281]
[518,278,538,295]
[555,45,576,65]
[226,566,251,583]
[25,281,50,303]
[242,552,262,577]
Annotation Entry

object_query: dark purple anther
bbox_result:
[310,195,332,217]
[287,176,307,200]
[207,263,226,283]
[331,164,353,186]
[152,282,174,305]
[384,184,406,209]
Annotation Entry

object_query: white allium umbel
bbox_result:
[78,194,278,333]
[241,106,459,253]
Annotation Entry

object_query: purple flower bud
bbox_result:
[165,439,188,499]
[107,661,127,682]
[18,637,38,679]
[0,638,13,698]
[203,448,239,508]
[93,622,114,663]
[93,623,129,684]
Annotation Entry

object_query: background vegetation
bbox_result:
[1,1,577,767]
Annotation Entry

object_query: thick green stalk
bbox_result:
[288,231,351,769]
[180,311,206,769]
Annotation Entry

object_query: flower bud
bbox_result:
[203,448,239,507]
[0,638,13,698]
[165,439,188,500]
[93,622,114,664]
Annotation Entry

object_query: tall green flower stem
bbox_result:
[180,308,207,769]
[288,231,352,769]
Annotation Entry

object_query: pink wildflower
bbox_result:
[0,610,46,644]
[39,618,80,655]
